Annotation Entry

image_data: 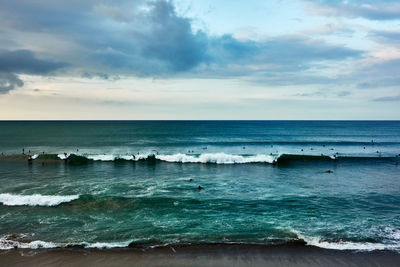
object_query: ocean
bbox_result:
[0,121,399,251]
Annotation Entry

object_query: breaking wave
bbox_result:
[2,152,398,165]
[0,193,79,206]
[156,153,276,164]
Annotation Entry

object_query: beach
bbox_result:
[2,244,400,267]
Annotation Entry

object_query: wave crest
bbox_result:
[156,153,276,164]
[0,193,79,206]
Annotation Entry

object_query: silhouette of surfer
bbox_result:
[197,185,203,190]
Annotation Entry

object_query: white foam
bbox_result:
[88,154,149,161]
[32,154,39,160]
[0,235,57,250]
[85,241,132,249]
[296,232,400,251]
[156,153,276,164]
[87,154,116,161]
[0,193,79,206]
[57,153,69,160]
[118,155,135,160]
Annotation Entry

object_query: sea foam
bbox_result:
[0,193,79,206]
[156,153,276,164]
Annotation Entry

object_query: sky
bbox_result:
[0,0,399,120]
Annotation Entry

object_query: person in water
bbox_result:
[197,185,203,190]
[189,179,193,182]
[22,148,25,155]
[132,154,136,160]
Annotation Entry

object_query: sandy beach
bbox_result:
[1,244,400,267]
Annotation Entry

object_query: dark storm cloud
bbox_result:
[0,50,68,75]
[306,0,400,20]
[0,49,67,93]
[0,72,23,94]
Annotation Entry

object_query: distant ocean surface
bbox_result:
[0,121,399,251]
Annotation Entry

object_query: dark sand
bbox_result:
[0,244,399,267]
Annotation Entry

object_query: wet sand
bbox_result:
[0,244,399,267]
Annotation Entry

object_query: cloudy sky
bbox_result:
[0,0,399,119]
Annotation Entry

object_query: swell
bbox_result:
[0,153,398,165]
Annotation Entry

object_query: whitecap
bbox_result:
[156,153,276,164]
[0,193,79,206]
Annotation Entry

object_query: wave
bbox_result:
[0,235,57,250]
[1,226,400,252]
[54,153,276,164]
[0,193,79,206]
[57,153,400,164]
[301,236,400,251]
[1,237,399,252]
[293,229,400,251]
[2,152,398,165]
[156,153,276,164]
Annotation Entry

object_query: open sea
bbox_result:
[0,121,399,251]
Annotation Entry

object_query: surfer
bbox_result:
[132,154,136,160]
[325,170,333,173]
[272,159,277,166]
[197,185,203,190]
[28,155,33,163]
[22,148,25,154]
[189,179,193,182]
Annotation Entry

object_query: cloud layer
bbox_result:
[0,0,398,105]
[0,0,364,89]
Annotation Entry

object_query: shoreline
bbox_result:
[1,244,400,267]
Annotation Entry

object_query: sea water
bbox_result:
[0,121,399,251]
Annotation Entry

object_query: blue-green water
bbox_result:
[0,121,399,251]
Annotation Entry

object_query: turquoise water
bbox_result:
[0,121,399,250]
